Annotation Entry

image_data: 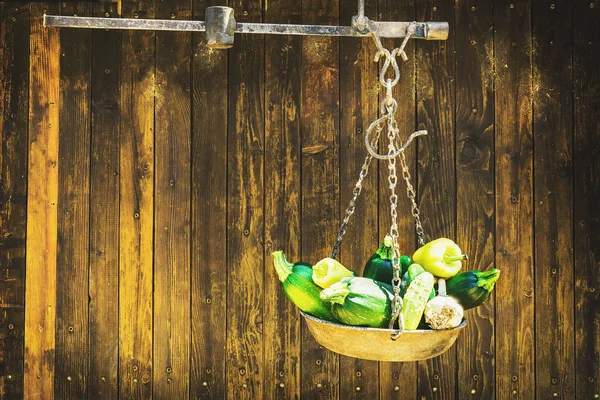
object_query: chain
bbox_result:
[331,124,384,259]
[372,25,427,337]
[330,25,428,339]
[385,116,405,336]
[399,151,426,247]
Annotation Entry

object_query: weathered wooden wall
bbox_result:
[0,0,598,399]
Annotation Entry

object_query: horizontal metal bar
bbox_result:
[44,14,448,40]
[237,22,361,37]
[235,21,438,39]
[44,15,207,31]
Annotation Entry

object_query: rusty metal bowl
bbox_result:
[301,311,466,362]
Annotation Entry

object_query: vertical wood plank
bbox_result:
[263,0,302,399]
[0,4,29,398]
[119,0,156,398]
[532,0,575,398]
[226,1,264,398]
[300,1,340,399]
[190,1,228,399]
[24,3,60,397]
[574,1,600,399]
[88,3,121,398]
[153,0,192,397]
[339,0,379,399]
[494,1,535,399]
[377,0,419,398]
[415,0,457,398]
[54,3,92,397]
[454,0,496,399]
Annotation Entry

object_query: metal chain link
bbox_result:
[385,116,405,337]
[399,151,426,247]
[331,124,384,259]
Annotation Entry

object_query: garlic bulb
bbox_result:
[425,278,464,329]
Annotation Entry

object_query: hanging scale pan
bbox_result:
[302,312,466,362]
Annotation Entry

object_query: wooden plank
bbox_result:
[54,3,92,398]
[377,0,419,398]
[226,1,264,399]
[263,0,302,399]
[454,0,495,399]
[532,0,575,398]
[338,0,379,399]
[118,0,156,398]
[153,0,192,397]
[494,0,535,398]
[573,1,600,399]
[0,4,29,398]
[189,1,228,399]
[24,3,60,397]
[300,1,340,399]
[88,3,121,398]
[415,1,457,398]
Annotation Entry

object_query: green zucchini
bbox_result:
[363,235,412,285]
[446,269,501,310]
[320,277,394,328]
[401,271,435,330]
[272,251,334,321]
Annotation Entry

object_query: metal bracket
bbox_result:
[43,4,449,49]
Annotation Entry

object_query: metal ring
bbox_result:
[381,98,398,115]
[382,88,397,114]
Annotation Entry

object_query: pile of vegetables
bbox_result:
[272,236,500,331]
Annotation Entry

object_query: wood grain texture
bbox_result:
[226,1,265,398]
[263,0,302,399]
[1,0,600,397]
[0,4,29,398]
[190,1,228,399]
[24,3,60,397]
[153,0,192,397]
[119,0,156,398]
[494,1,535,399]
[573,1,600,398]
[339,0,379,398]
[376,0,419,398]
[532,0,575,398]
[454,0,496,399]
[54,3,92,398]
[415,1,457,398]
[88,3,121,398]
[300,0,340,399]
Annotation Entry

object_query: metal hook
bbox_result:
[364,121,428,160]
[374,38,409,88]
[391,47,408,63]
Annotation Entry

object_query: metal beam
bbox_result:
[43,14,448,41]
[44,15,207,32]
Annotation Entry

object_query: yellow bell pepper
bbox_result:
[312,258,354,289]
[412,238,468,278]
